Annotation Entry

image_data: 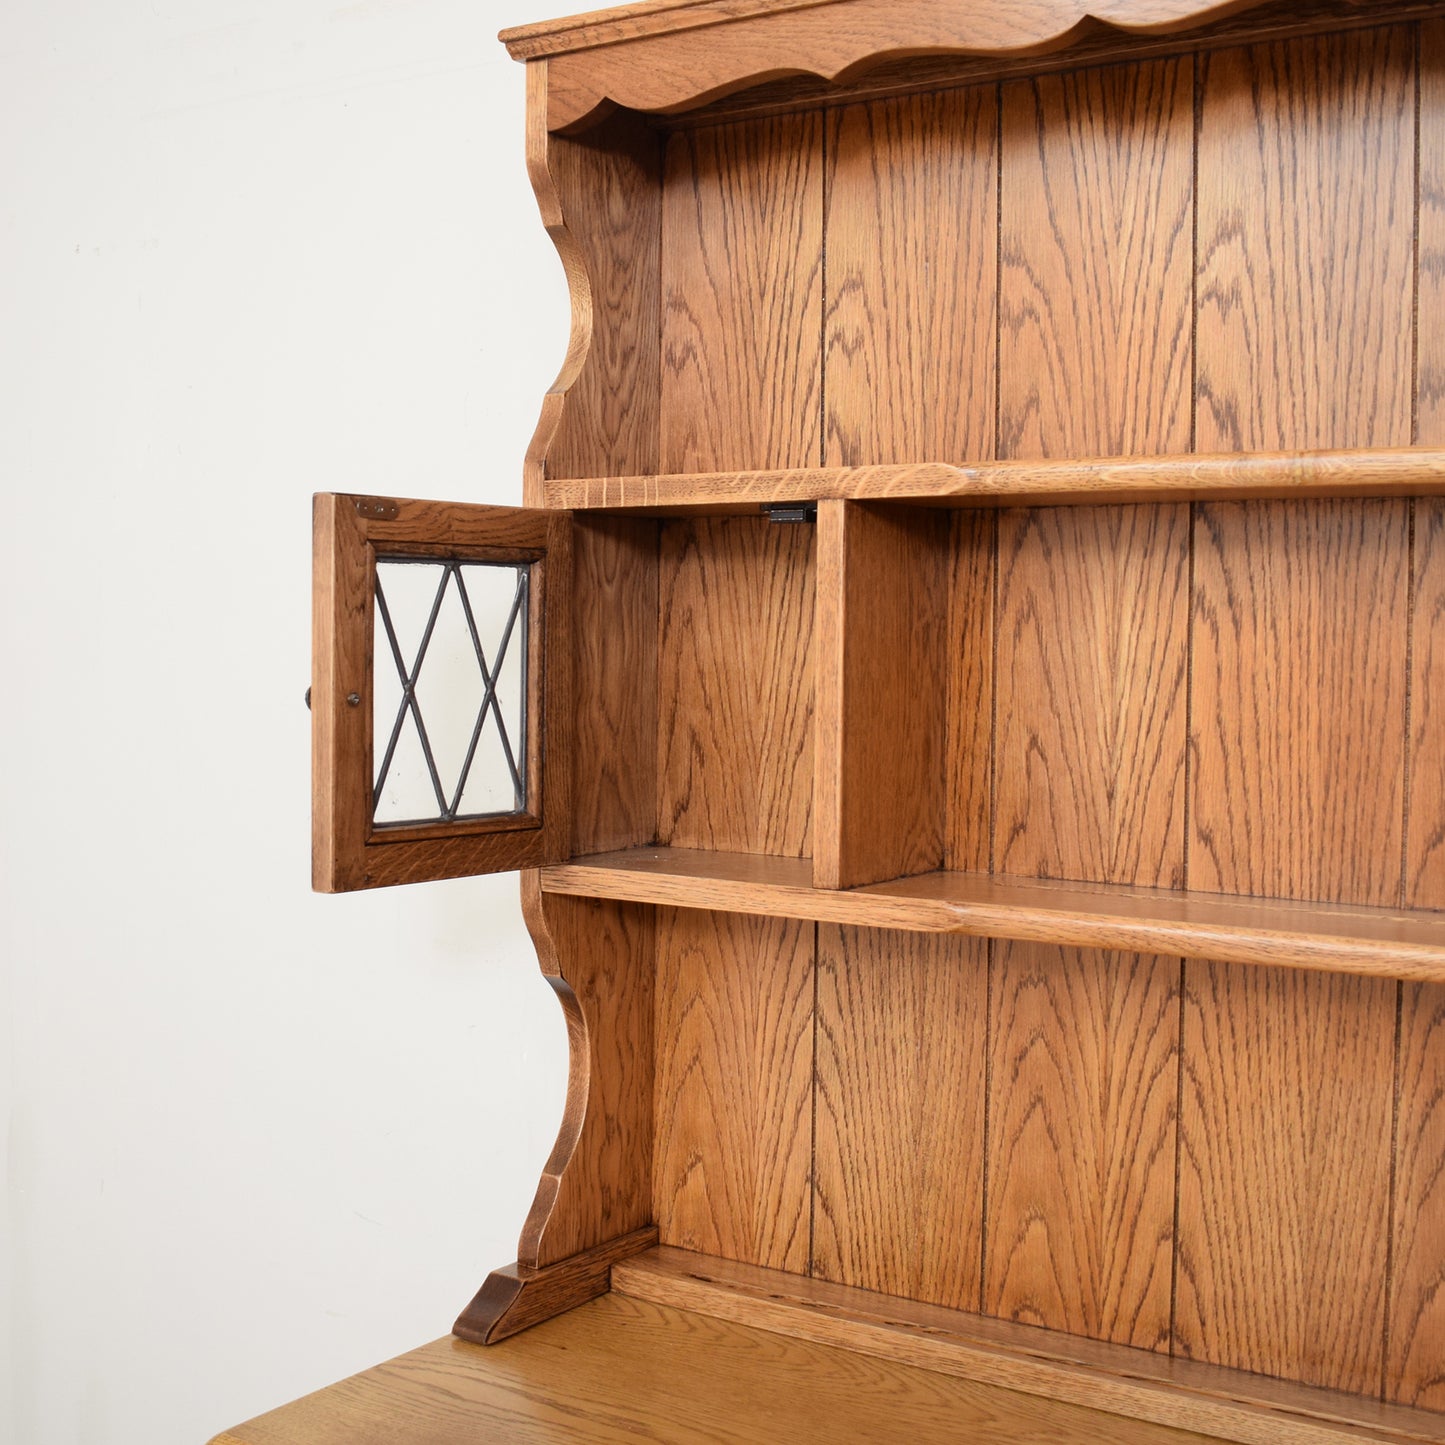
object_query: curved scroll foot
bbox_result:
[453,1226,658,1344]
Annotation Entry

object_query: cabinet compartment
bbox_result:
[569,511,817,863]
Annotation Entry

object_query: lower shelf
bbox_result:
[613,1248,1445,1445]
[209,1290,1209,1445]
[209,1250,1445,1445]
[541,847,1445,982]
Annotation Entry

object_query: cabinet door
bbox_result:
[312,493,570,891]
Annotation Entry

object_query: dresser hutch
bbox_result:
[216,1,1445,1439]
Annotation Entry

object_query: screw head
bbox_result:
[346,692,361,707]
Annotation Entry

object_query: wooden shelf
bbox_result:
[540,848,1445,981]
[611,1248,1445,1445]
[209,1290,1210,1445]
[542,446,1445,513]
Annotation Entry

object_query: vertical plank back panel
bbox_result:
[1176,966,1395,1393]
[570,517,659,856]
[657,517,815,857]
[1189,499,1410,906]
[994,504,1190,889]
[943,510,996,874]
[1391,979,1445,1407]
[1389,26,1445,1405]
[1180,26,1416,1393]
[998,59,1193,461]
[660,115,823,473]
[653,907,813,1273]
[823,88,997,468]
[984,944,1179,1352]
[812,927,987,1312]
[986,54,1191,1350]
[1194,32,1414,456]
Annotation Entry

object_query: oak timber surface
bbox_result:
[812,926,988,1310]
[541,847,1445,980]
[614,1250,1445,1445]
[543,447,1445,511]
[210,1293,1217,1445]
[1178,26,1417,1391]
[653,907,813,1271]
[1394,33,1445,1405]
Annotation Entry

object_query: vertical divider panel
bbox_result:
[1183,25,1415,1394]
[814,501,950,890]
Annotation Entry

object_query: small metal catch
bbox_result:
[763,502,817,524]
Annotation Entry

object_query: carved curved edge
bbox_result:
[521,61,595,508]
[515,869,591,1265]
[505,0,1279,59]
[522,0,1303,132]
[453,1226,660,1343]
[451,869,659,1344]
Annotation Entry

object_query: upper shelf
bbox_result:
[501,0,1445,132]
[542,847,1445,981]
[543,446,1445,513]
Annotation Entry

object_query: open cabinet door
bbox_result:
[312,493,571,891]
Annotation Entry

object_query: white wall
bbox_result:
[0,3,577,1440]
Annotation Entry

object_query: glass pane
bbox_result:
[372,557,529,827]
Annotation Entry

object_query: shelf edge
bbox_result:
[542,448,1445,513]
[540,851,1445,982]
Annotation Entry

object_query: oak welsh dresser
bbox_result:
[217,1,1445,1439]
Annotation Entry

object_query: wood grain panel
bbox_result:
[657,516,815,857]
[544,448,1445,512]
[660,114,822,473]
[985,942,1178,1351]
[1184,32,1418,1394]
[999,57,1193,460]
[944,510,996,873]
[218,1292,1226,1445]
[824,88,997,467]
[653,907,813,1272]
[1411,503,1445,905]
[814,503,951,889]
[569,516,658,856]
[1390,28,1445,1407]
[522,892,655,1268]
[615,1247,1445,1445]
[1176,963,1395,1393]
[545,847,1445,982]
[812,926,987,1310]
[1195,28,1415,454]
[542,111,663,483]
[995,505,1190,888]
[1421,20,1445,449]
[989,52,1192,1361]
[1390,981,1445,1409]
[1190,501,1410,907]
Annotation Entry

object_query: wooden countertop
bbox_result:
[209,1292,1215,1444]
